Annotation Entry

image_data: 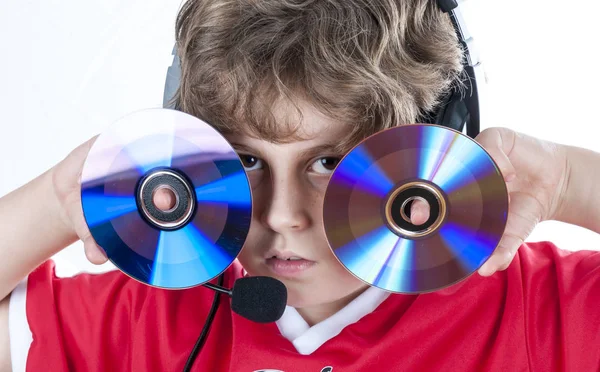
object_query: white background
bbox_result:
[0,0,599,274]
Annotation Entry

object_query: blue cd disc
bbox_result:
[323,124,509,294]
[80,108,252,289]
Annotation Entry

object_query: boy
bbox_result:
[1,0,600,370]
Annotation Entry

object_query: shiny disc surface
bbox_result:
[81,108,251,289]
[323,124,508,294]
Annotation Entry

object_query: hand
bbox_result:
[52,136,175,265]
[51,136,108,264]
[409,127,569,277]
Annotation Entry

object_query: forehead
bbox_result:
[226,98,355,159]
[238,95,350,144]
[276,97,346,138]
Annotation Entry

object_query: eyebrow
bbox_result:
[230,143,253,152]
[230,142,341,159]
[298,143,341,159]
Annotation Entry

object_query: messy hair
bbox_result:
[172,0,465,152]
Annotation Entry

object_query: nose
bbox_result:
[259,172,311,233]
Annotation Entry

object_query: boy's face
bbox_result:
[227,98,368,310]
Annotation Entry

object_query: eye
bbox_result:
[310,157,340,175]
[239,154,264,171]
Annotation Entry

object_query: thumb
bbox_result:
[84,236,109,265]
[478,192,540,276]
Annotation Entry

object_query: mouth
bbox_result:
[264,251,316,277]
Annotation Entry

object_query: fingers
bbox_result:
[153,188,176,211]
[54,135,106,265]
[473,128,531,276]
[72,199,108,265]
[410,199,430,225]
[54,135,99,194]
[475,128,517,184]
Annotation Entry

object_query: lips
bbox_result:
[264,250,316,277]
[265,250,309,261]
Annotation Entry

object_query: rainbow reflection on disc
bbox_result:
[323,124,508,294]
[80,108,251,289]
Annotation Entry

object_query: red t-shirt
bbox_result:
[8,241,600,371]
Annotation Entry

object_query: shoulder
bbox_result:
[10,258,243,371]
[24,257,245,318]
[514,241,600,368]
[516,240,600,282]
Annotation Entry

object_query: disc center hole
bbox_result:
[152,185,179,213]
[400,196,430,226]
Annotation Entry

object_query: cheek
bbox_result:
[322,248,361,284]
[301,250,366,298]
[237,226,265,267]
[309,175,330,193]
[247,174,269,216]
[286,262,367,308]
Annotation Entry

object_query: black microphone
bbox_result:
[183,275,288,372]
[203,276,287,322]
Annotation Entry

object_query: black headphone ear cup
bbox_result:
[163,47,181,109]
[417,93,450,125]
[436,91,469,133]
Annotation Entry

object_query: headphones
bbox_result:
[162,0,483,138]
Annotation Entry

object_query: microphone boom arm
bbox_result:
[203,282,233,296]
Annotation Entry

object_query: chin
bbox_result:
[239,258,367,308]
[284,286,323,308]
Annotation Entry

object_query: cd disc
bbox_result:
[80,108,252,289]
[323,124,508,294]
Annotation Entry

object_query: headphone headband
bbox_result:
[163,0,483,138]
[436,0,483,138]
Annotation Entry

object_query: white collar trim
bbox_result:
[276,286,390,355]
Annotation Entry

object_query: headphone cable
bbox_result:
[183,273,225,372]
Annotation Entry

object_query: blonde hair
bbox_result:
[172,0,465,152]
